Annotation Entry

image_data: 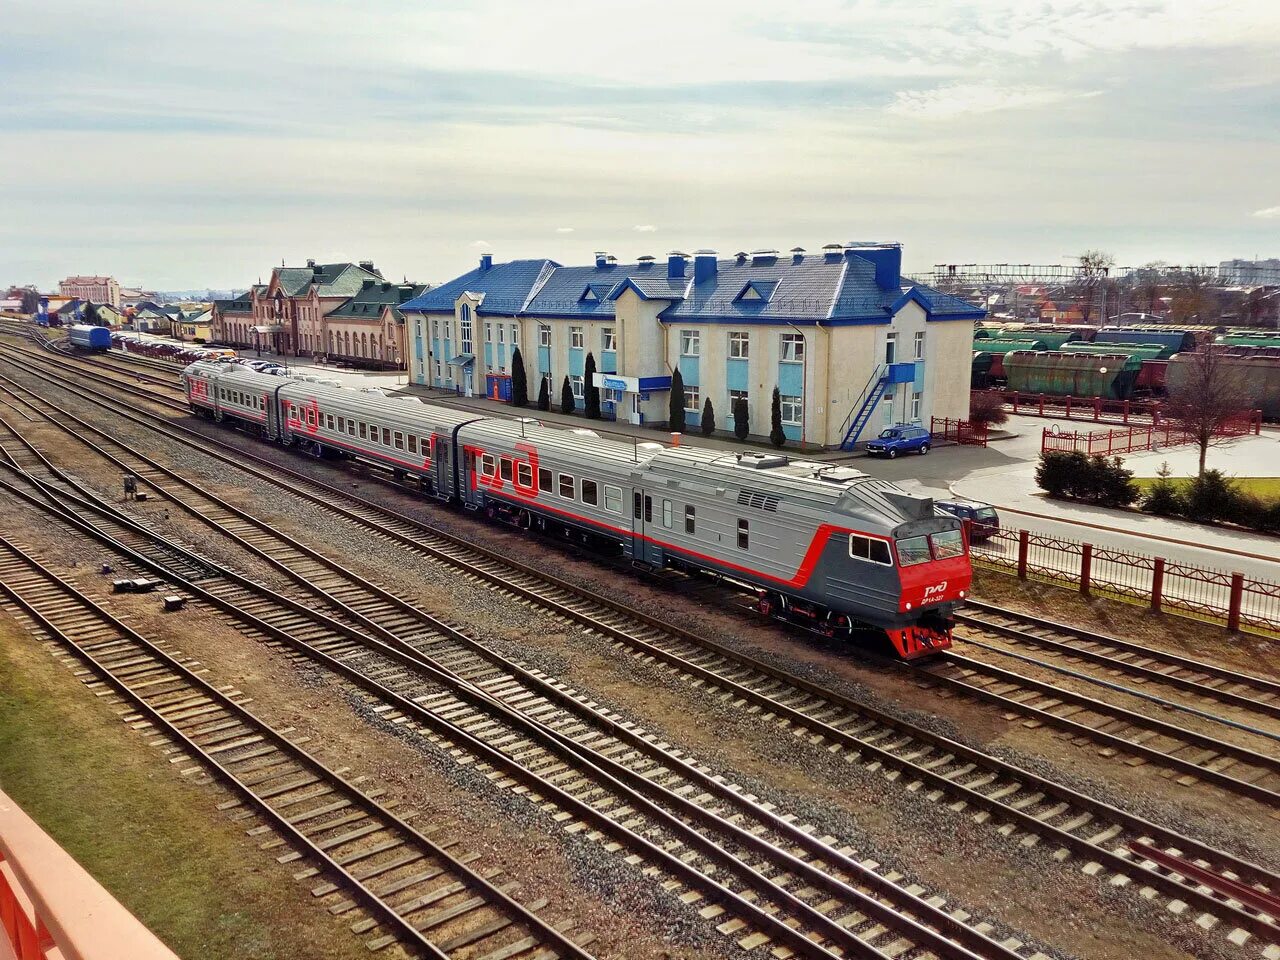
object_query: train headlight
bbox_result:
[905,602,912,611]
[959,590,966,598]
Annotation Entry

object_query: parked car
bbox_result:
[865,424,931,458]
[936,500,1000,542]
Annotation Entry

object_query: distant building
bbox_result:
[59,275,121,309]
[402,243,984,447]
[177,307,213,342]
[211,259,385,355]
[1219,259,1280,286]
[119,287,157,309]
[322,279,430,369]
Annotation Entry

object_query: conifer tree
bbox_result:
[560,375,575,415]
[668,367,686,432]
[769,386,785,448]
[511,347,528,407]
[700,397,716,436]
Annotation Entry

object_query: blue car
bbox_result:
[865,424,931,458]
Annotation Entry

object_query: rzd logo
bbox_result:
[922,582,948,602]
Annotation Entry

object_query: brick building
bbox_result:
[59,275,121,309]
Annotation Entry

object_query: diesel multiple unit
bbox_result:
[182,360,972,658]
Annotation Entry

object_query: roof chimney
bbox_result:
[735,251,747,265]
[479,253,493,272]
[594,251,608,268]
[637,255,656,266]
[667,251,688,280]
[306,258,316,268]
[790,246,805,263]
[358,260,375,272]
[845,242,902,290]
[693,249,718,284]
[361,278,375,290]
[822,243,843,263]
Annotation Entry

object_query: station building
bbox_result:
[401,243,985,448]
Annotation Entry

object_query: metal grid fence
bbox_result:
[971,526,1280,636]
[1040,415,1259,456]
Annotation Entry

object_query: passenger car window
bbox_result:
[558,474,575,499]
[662,500,672,528]
[737,519,749,549]
[604,485,622,514]
[480,454,496,477]
[517,462,533,487]
[685,506,695,534]
[500,458,513,482]
[582,479,599,505]
[849,534,892,565]
[538,468,552,492]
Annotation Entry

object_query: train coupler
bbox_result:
[888,622,953,660]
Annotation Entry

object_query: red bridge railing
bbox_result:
[1,786,178,960]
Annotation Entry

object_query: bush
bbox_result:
[1260,501,1280,533]
[536,376,550,412]
[1035,451,1136,506]
[733,397,749,441]
[560,375,574,415]
[1184,469,1235,523]
[583,353,600,419]
[700,397,716,437]
[1230,492,1268,530]
[1141,479,1183,517]
[1035,451,1087,499]
[968,391,1009,428]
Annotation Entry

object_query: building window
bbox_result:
[497,323,505,344]
[602,327,616,351]
[510,323,518,346]
[582,479,599,506]
[460,306,473,354]
[432,319,439,338]
[570,326,584,349]
[911,392,922,422]
[684,385,700,412]
[539,326,551,347]
[885,332,897,365]
[737,519,749,549]
[780,394,802,425]
[570,375,584,399]
[680,330,700,356]
[729,331,749,359]
[485,321,493,343]
[685,505,695,534]
[558,473,575,499]
[780,333,804,363]
[914,331,925,360]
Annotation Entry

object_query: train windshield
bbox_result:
[930,529,966,559]
[896,536,932,566]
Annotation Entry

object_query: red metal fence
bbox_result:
[931,417,988,446]
[1040,414,1260,456]
[971,526,1280,637]
[990,389,1166,425]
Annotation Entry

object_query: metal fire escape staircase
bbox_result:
[839,361,917,450]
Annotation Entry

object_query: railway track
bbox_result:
[0,416,1036,960]
[955,602,1280,722]
[0,532,596,960]
[5,336,1280,951]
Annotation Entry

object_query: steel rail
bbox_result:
[4,340,1280,940]
[0,384,1025,960]
[0,534,594,960]
[0,468,980,960]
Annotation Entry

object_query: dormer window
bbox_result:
[580,286,599,302]
[735,280,779,303]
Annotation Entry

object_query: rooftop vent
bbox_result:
[667,251,689,279]
[737,453,789,469]
[479,253,493,272]
[306,258,316,268]
[637,254,656,264]
[595,251,608,268]
[358,260,375,272]
[791,246,805,263]
[822,243,843,262]
[736,489,781,512]
[694,249,718,284]
[750,249,779,264]
[735,251,748,265]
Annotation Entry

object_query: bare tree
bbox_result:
[1130,262,1166,317]
[1167,265,1214,323]
[1073,250,1115,324]
[1165,348,1254,476]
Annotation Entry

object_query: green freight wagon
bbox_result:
[1004,350,1142,399]
[973,337,1049,379]
[1059,341,1174,361]
[971,351,994,389]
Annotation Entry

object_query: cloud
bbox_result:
[886,84,1100,119]
[1253,206,1280,219]
[554,226,574,233]
[470,239,491,248]
[633,224,657,232]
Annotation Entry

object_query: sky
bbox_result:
[3,0,1278,290]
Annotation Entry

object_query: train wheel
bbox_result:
[485,504,498,522]
[758,593,777,619]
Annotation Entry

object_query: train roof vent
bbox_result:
[737,489,780,512]
[736,453,789,469]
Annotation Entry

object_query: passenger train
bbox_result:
[182,360,972,659]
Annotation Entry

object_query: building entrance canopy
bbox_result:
[252,324,284,334]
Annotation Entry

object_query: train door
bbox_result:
[434,438,451,499]
[632,488,664,566]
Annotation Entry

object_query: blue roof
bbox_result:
[403,250,985,324]
[400,259,557,316]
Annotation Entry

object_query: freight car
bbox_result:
[1003,350,1142,400]
[1166,354,1280,420]
[66,324,112,351]
[182,360,971,659]
[1094,327,1197,354]
[972,337,1049,381]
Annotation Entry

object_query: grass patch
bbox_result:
[0,615,372,960]
[1132,476,1280,502]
